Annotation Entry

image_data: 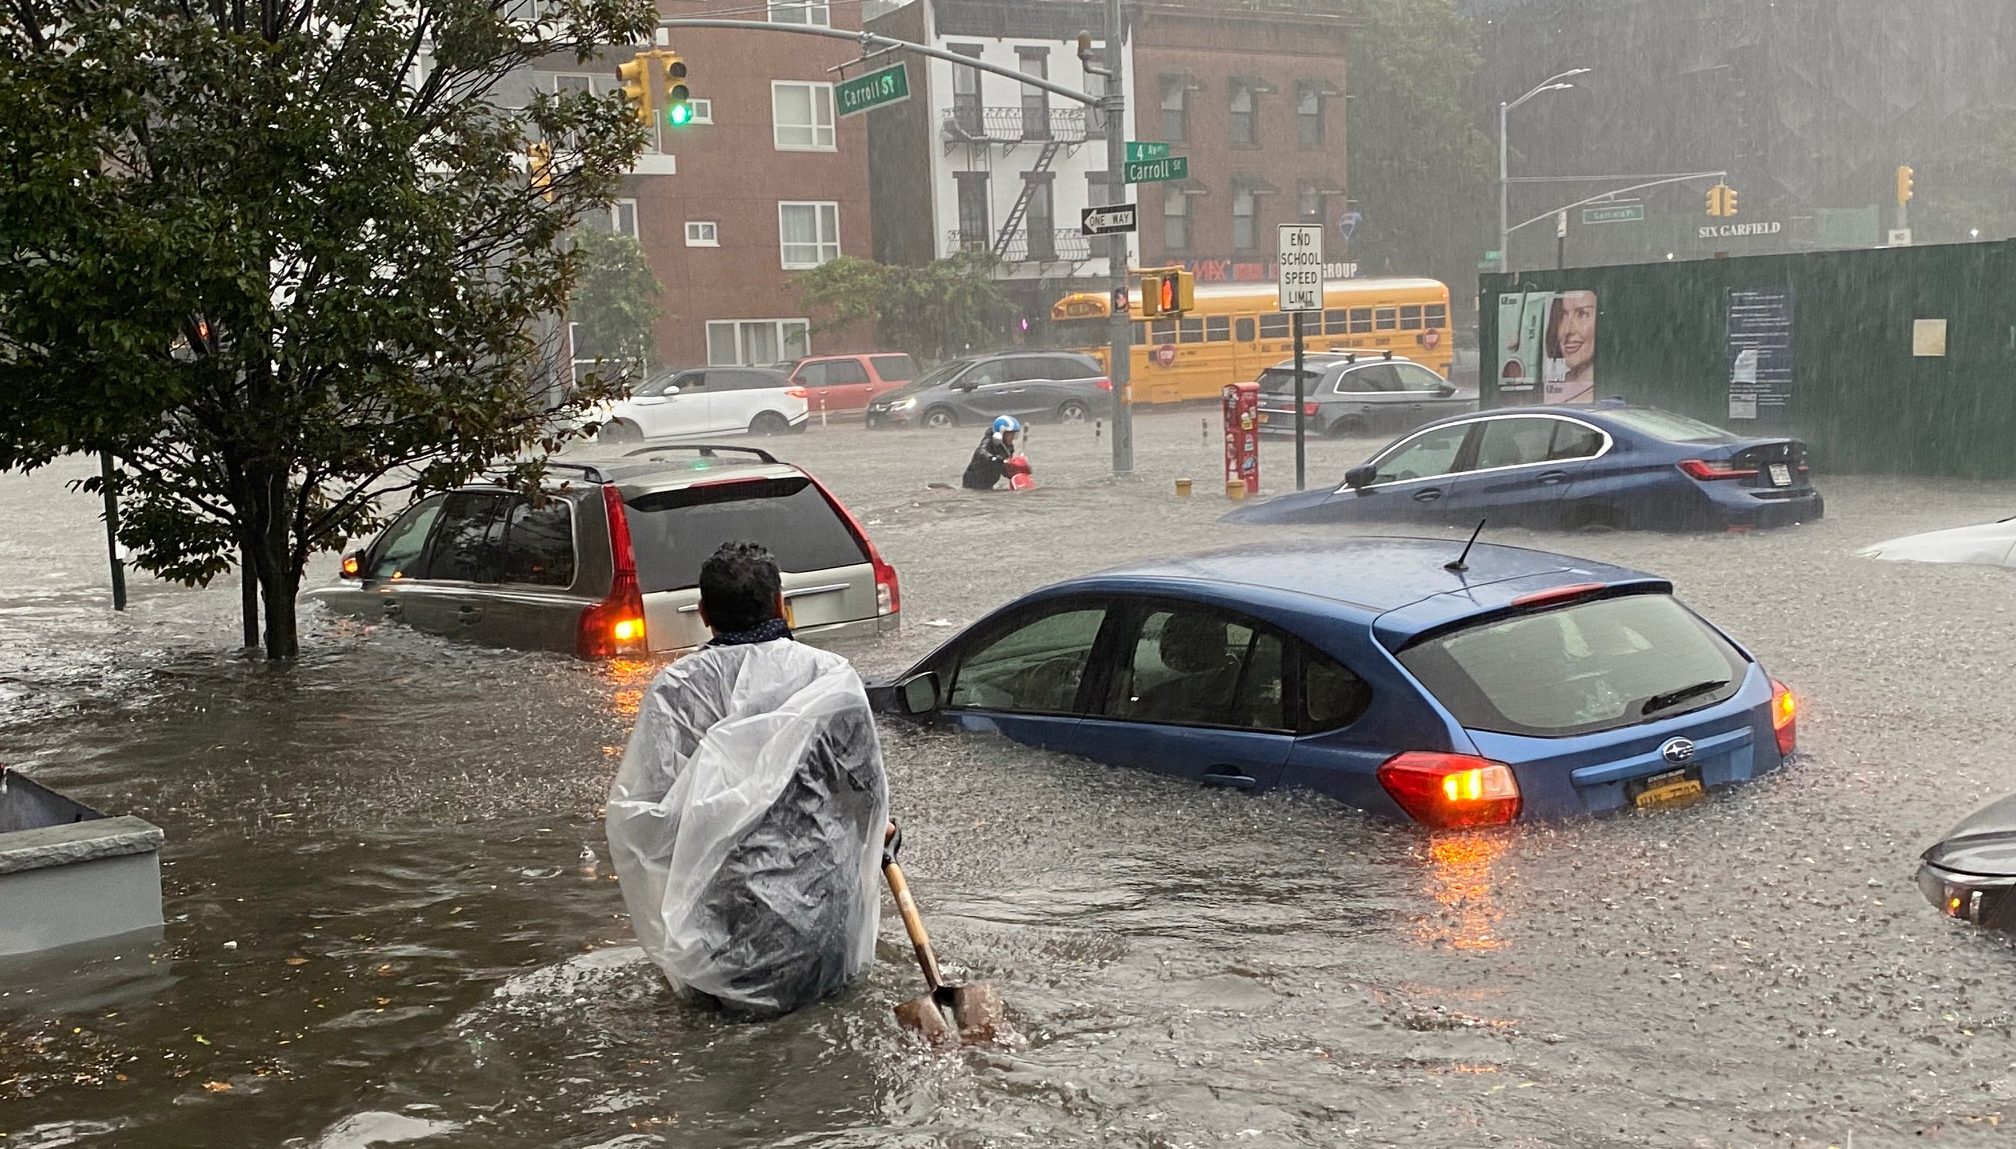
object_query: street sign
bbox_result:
[1277,224,1325,312]
[1126,141,1171,163]
[1080,203,1138,236]
[1888,228,1914,246]
[1556,211,1569,239]
[1481,249,1502,268]
[1124,156,1189,184]
[1583,204,1646,224]
[834,63,910,118]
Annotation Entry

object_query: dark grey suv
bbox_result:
[864,351,1112,429]
[1254,352,1476,439]
[306,446,900,658]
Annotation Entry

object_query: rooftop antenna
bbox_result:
[1446,518,1487,572]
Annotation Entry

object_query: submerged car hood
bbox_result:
[1859,518,2016,568]
[1220,486,1341,524]
[1923,792,2016,878]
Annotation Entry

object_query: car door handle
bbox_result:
[1412,487,1444,503]
[1538,470,1571,485]
[1202,769,1257,791]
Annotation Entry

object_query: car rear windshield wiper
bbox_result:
[1639,679,1730,717]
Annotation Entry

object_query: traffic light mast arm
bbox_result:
[1507,170,1729,236]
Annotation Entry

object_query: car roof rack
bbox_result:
[539,461,608,484]
[621,443,779,465]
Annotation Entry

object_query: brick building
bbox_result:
[538,2,877,371]
[1132,3,1357,284]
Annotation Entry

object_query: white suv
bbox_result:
[593,367,809,442]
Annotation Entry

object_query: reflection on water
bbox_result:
[1415,831,1511,953]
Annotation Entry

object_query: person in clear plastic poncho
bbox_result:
[606,541,891,1017]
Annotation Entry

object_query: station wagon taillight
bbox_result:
[1678,458,1759,481]
[1377,752,1523,829]
[578,486,647,659]
[1094,377,1113,391]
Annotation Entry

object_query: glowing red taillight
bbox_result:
[1376,752,1523,829]
[1094,377,1113,391]
[1678,458,1759,481]
[1303,401,1320,417]
[578,485,647,658]
[1770,678,1797,757]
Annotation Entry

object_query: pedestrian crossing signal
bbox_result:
[1140,269,1194,318]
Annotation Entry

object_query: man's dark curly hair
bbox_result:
[699,541,783,633]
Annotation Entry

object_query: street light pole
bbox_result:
[1497,68,1589,272]
[1101,0,1131,475]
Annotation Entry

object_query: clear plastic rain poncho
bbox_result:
[605,639,889,1017]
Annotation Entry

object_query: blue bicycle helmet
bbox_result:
[991,416,1023,435]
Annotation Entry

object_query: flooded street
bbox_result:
[6,411,2016,1148]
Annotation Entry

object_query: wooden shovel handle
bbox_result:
[882,860,945,991]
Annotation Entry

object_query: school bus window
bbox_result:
[1206,316,1231,341]
[1426,304,1448,327]
[1400,305,1424,330]
[1235,317,1256,342]
[1349,307,1373,333]
[1259,313,1290,339]
[1374,308,1398,331]
[1150,319,1177,344]
[1323,309,1350,335]
[1178,318,1205,343]
[1131,322,1147,346]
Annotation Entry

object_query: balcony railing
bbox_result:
[941,105,1089,144]
[947,228,1091,264]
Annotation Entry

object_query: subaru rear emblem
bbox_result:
[1660,737,1697,764]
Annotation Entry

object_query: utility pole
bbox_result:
[1497,69,1588,272]
[1101,0,1131,474]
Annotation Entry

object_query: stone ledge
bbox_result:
[0,816,165,875]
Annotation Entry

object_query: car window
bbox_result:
[725,370,786,391]
[1005,358,1053,383]
[823,360,870,386]
[1257,366,1319,396]
[948,605,1107,715]
[633,376,681,398]
[1337,365,1403,393]
[1393,363,1448,392]
[415,491,508,582]
[795,362,828,387]
[965,360,1012,387]
[1549,420,1605,461]
[1100,607,1288,731]
[1399,593,1747,738]
[671,371,706,390]
[1302,645,1372,732]
[1060,356,1101,379]
[497,497,576,587]
[870,354,919,381]
[1369,424,1470,485]
[367,494,446,579]
[1474,418,1559,470]
[624,476,868,593]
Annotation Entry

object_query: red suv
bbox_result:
[782,354,920,416]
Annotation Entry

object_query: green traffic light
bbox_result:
[668,103,692,127]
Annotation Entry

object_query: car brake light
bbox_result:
[1678,459,1759,481]
[1377,752,1522,829]
[1510,582,1606,609]
[578,486,647,658]
[786,388,808,399]
[1303,401,1320,417]
[1769,678,1797,756]
[1095,377,1113,391]
[805,473,900,618]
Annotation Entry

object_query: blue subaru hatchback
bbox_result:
[1223,401,1823,531]
[873,538,1798,827]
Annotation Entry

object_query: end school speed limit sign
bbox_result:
[1277,225,1325,312]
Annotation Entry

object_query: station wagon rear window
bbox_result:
[1398,594,1747,738]
[624,476,868,593]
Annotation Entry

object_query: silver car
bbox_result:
[1254,352,1476,439]
[306,445,900,658]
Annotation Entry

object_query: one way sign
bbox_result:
[1080,203,1138,236]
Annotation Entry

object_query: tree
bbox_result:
[1343,0,1493,291]
[0,0,655,658]
[796,253,1014,362]
[570,228,665,383]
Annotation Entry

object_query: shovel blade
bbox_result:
[946,982,1007,1046]
[893,992,958,1047]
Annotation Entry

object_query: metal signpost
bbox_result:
[834,62,910,117]
[1278,224,1325,490]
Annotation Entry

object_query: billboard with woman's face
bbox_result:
[1543,290,1598,404]
[1495,290,1597,405]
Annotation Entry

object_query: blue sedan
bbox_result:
[872,538,1798,827]
[1223,401,1823,531]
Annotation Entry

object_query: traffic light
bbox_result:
[616,55,654,126]
[1706,182,1739,218]
[1139,269,1195,318]
[663,52,692,127]
[1896,164,1915,205]
[528,141,554,202]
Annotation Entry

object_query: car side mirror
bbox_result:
[1435,384,1456,397]
[1344,464,1376,490]
[339,550,365,579]
[897,671,941,715]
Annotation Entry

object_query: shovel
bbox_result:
[882,857,1006,1047]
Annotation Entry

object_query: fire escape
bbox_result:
[942,100,1093,271]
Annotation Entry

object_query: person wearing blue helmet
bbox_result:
[961,415,1023,490]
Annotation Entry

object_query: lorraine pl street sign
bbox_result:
[835,63,910,118]
[1583,203,1646,224]
[1081,204,1138,236]
[1123,156,1189,184]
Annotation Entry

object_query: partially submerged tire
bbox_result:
[1057,400,1090,424]
[599,420,643,443]
[750,411,790,437]
[922,407,957,430]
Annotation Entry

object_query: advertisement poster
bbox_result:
[1725,289,1795,420]
[1496,290,1598,405]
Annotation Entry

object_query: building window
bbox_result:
[1297,83,1324,149]
[771,82,836,151]
[610,199,638,238]
[1229,80,1257,147]
[1297,182,1325,225]
[706,319,810,366]
[687,97,713,125]
[1163,188,1190,253]
[1159,76,1189,143]
[778,202,840,268]
[1025,174,1056,260]
[950,44,983,134]
[685,221,719,247]
[1018,48,1049,139]
[768,1,828,26]
[954,172,990,250]
[1232,183,1257,251]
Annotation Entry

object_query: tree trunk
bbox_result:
[241,468,302,660]
[240,544,260,649]
[259,562,299,661]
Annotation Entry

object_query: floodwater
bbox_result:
[4,411,2016,1148]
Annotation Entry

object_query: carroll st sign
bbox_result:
[1176,257,1359,284]
[1698,220,1784,240]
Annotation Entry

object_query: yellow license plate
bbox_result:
[1633,773,1704,810]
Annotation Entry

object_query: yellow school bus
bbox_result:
[1049,277,1453,406]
